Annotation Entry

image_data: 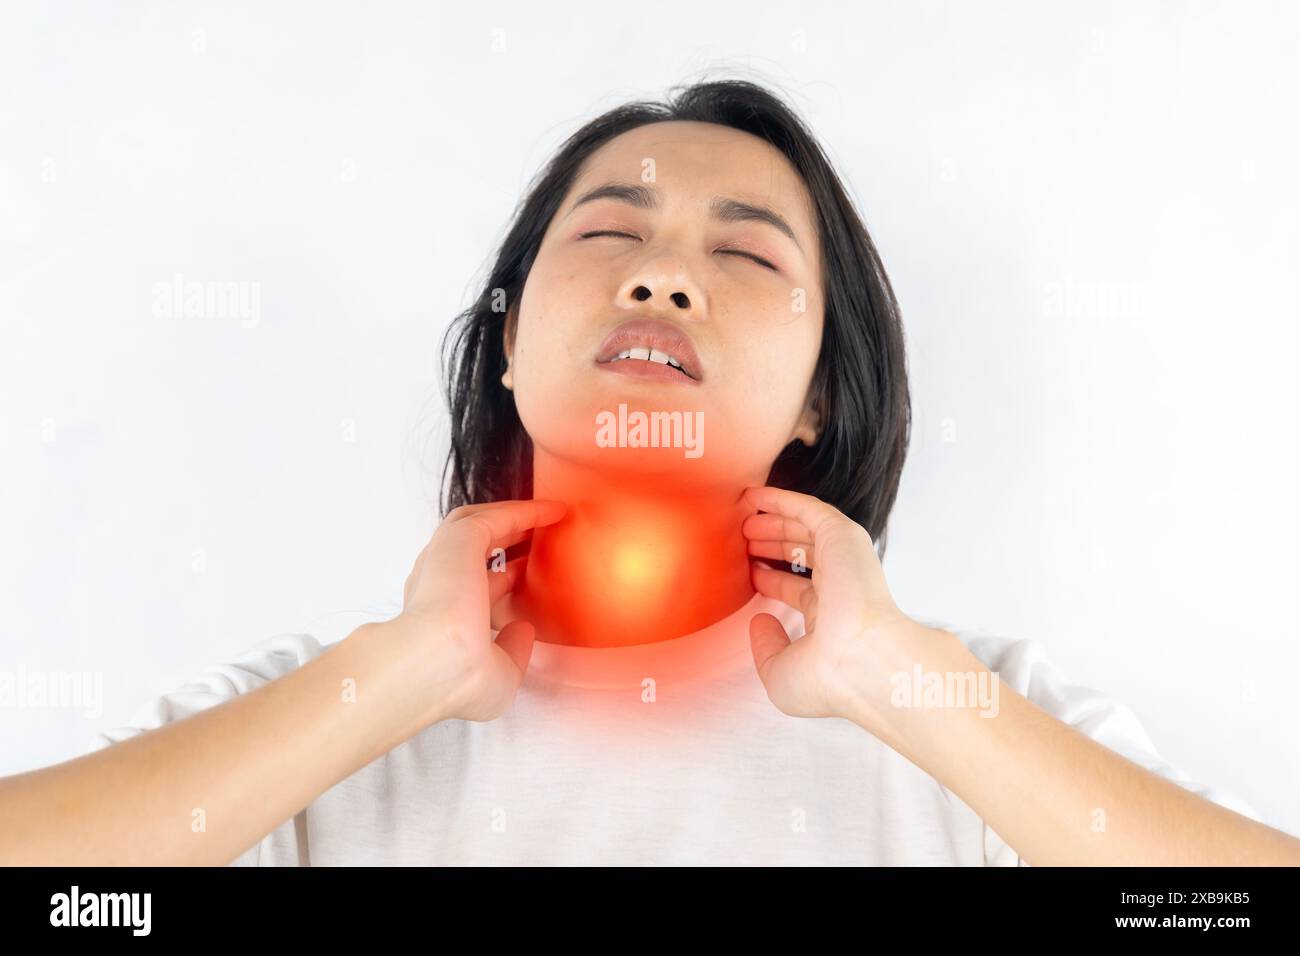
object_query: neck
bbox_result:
[511,450,759,648]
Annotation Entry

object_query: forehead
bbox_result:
[564,121,818,246]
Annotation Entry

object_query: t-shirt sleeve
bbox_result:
[927,623,1267,867]
[83,632,325,866]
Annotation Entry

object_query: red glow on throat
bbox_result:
[510,489,754,652]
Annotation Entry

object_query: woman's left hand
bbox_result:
[740,485,956,731]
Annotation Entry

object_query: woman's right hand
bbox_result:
[387,498,568,723]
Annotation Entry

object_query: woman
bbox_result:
[4,78,1297,866]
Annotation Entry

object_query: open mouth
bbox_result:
[604,347,693,377]
[596,350,699,384]
[593,317,704,383]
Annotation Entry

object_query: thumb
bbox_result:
[492,618,537,683]
[749,612,791,683]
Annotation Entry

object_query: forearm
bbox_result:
[847,626,1300,866]
[0,620,441,865]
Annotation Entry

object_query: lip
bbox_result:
[593,316,704,384]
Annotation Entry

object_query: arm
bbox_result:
[739,484,1300,866]
[0,621,439,866]
[0,497,567,866]
[843,621,1300,866]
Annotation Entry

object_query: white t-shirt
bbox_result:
[86,592,1263,865]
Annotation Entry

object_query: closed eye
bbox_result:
[718,248,779,272]
[578,231,779,272]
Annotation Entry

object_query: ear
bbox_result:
[501,304,517,391]
[792,394,821,447]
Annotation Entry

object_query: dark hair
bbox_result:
[439,76,911,556]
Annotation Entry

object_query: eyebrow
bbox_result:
[565,180,805,254]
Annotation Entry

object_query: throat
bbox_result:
[508,466,757,649]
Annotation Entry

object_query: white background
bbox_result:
[2,1,1297,836]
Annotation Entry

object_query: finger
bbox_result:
[486,555,526,607]
[750,559,815,612]
[451,499,567,547]
[405,529,526,608]
[488,528,532,557]
[450,499,568,536]
[436,499,568,575]
[747,540,816,569]
[749,612,791,683]
[745,485,890,610]
[492,618,536,684]
[741,512,813,544]
[470,529,531,573]
[446,499,544,518]
[452,502,542,560]
[742,485,858,544]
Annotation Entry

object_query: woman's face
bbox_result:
[504,120,824,485]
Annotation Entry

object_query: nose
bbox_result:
[615,255,706,317]
[627,284,689,309]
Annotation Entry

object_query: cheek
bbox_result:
[732,316,815,396]
[507,307,605,458]
[509,282,565,381]
[720,322,820,437]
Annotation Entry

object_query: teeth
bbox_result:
[609,345,689,376]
